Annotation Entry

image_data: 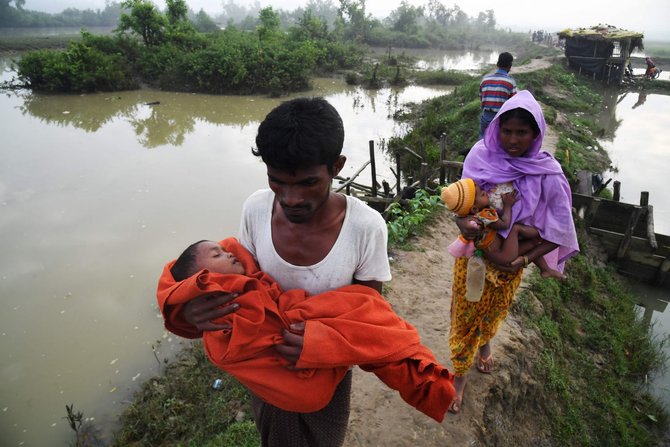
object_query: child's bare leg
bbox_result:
[495,224,536,265]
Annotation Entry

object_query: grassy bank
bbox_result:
[514,239,668,445]
[388,60,670,445]
[0,34,80,53]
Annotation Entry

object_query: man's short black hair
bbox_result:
[253,97,344,172]
[497,52,514,69]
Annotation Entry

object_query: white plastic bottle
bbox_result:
[465,250,486,302]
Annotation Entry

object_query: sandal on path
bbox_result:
[476,353,494,374]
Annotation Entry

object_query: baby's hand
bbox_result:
[501,190,519,206]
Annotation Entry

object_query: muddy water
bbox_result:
[0,52,456,445]
[597,90,670,411]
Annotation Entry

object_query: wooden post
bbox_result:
[640,191,649,206]
[368,140,377,197]
[613,181,621,202]
[395,151,401,196]
[576,170,592,195]
[439,134,446,186]
[334,161,370,193]
[584,198,601,228]
[616,206,643,261]
[420,162,428,189]
[382,180,390,196]
[646,204,658,250]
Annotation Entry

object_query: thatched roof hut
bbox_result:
[557,24,644,84]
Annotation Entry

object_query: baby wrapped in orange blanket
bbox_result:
[157,238,454,422]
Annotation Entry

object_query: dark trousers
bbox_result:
[250,370,352,447]
[479,109,498,139]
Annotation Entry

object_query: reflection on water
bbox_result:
[598,92,670,234]
[0,53,454,446]
[629,279,670,411]
[598,91,670,414]
[410,48,498,72]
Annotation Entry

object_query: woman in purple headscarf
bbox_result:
[448,90,579,414]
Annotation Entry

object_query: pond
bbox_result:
[0,51,461,446]
[2,45,668,445]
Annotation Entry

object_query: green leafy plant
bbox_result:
[386,189,442,246]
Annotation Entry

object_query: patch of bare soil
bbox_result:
[345,211,552,447]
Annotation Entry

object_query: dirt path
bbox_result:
[345,211,541,446]
[345,90,560,446]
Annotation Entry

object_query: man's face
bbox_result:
[267,158,343,224]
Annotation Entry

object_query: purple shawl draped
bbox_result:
[462,90,579,270]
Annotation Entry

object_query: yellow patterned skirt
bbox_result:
[449,256,523,376]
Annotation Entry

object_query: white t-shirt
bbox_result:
[239,189,392,295]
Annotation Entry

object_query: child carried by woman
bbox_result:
[441,177,565,280]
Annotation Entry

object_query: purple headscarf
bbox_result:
[462,90,579,270]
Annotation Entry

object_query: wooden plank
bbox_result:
[439,134,446,186]
[369,140,377,197]
[576,170,592,195]
[646,204,658,250]
[440,160,464,169]
[613,181,621,201]
[334,161,370,193]
[589,228,670,261]
[584,198,601,228]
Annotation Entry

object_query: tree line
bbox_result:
[10,0,527,94]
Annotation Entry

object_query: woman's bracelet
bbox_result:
[523,255,529,268]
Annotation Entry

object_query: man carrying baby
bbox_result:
[163,97,392,447]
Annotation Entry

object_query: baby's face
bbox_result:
[471,184,489,213]
[195,241,245,275]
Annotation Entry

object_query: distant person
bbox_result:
[645,57,661,80]
[479,52,517,138]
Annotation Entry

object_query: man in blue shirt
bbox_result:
[479,52,517,138]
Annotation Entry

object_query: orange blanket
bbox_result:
[157,238,454,422]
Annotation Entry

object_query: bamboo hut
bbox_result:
[557,24,644,84]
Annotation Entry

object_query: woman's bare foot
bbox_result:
[448,375,467,414]
[476,343,494,373]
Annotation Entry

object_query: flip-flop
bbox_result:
[476,353,494,374]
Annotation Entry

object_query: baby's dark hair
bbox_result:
[498,107,540,137]
[170,240,208,281]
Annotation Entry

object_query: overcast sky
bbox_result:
[20,0,670,40]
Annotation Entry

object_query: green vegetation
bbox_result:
[0,34,85,52]
[111,341,259,447]
[388,62,612,185]
[386,189,444,247]
[515,248,668,445]
[12,1,365,94]
[5,0,543,94]
[384,58,669,444]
